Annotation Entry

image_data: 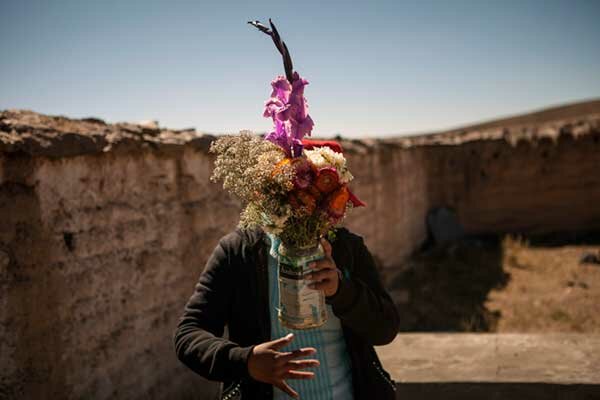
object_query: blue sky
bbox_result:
[1,0,599,137]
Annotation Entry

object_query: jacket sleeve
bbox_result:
[173,234,255,381]
[326,233,399,345]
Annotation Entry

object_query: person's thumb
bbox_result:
[268,333,294,350]
[320,238,332,257]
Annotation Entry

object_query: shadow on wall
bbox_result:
[385,207,510,332]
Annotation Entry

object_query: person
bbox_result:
[173,225,399,399]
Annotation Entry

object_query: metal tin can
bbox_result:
[276,242,328,330]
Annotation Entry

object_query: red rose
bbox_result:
[315,167,340,194]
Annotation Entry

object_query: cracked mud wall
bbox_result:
[343,145,431,268]
[418,130,600,236]
[345,122,600,271]
[1,148,235,399]
[1,110,600,398]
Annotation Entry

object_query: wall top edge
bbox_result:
[1,109,599,159]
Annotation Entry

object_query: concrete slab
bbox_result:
[376,334,600,399]
[376,334,600,384]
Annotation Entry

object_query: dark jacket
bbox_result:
[173,227,399,399]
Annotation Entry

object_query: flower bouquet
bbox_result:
[210,20,365,329]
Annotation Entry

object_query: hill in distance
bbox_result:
[381,98,600,146]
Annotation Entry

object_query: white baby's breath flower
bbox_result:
[304,147,354,183]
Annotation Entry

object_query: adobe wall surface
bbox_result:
[343,115,600,267]
[342,144,431,267]
[421,128,600,236]
[0,111,234,398]
[1,109,599,398]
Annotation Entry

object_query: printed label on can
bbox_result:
[278,260,327,328]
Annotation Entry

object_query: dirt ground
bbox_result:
[388,234,600,333]
[486,236,600,333]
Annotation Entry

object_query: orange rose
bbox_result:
[328,186,349,218]
[315,167,340,194]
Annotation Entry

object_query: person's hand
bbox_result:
[247,333,319,398]
[306,238,341,297]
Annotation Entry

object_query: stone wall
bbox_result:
[1,109,599,399]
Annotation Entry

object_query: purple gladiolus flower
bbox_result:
[290,115,314,140]
[263,98,284,119]
[265,120,290,153]
[275,103,292,121]
[270,76,291,103]
[263,72,314,155]
[291,138,303,158]
[289,73,309,119]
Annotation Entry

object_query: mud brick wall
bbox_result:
[1,109,599,399]
[427,132,600,235]
[343,144,431,267]
[0,112,237,399]
[344,116,600,268]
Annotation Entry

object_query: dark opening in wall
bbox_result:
[63,231,75,252]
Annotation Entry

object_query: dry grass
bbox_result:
[485,236,600,333]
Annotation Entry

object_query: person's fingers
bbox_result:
[268,333,294,350]
[284,370,316,380]
[320,237,332,257]
[276,347,317,363]
[285,359,320,370]
[307,259,335,275]
[276,381,299,399]
[306,268,337,283]
[304,259,337,280]
[308,280,335,290]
